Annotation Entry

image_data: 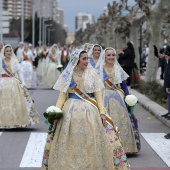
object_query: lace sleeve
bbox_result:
[56,92,67,109]
[94,91,105,115]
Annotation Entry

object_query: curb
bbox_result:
[129,89,170,129]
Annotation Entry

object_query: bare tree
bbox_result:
[136,0,170,82]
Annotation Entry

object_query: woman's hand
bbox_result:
[166,88,170,94]
[53,119,58,125]
[158,53,164,58]
[100,114,107,126]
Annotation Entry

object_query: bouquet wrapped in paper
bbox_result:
[125,94,138,116]
[43,106,63,134]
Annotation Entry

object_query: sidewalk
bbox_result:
[129,67,170,129]
[129,88,170,128]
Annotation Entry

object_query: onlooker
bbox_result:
[159,38,170,80]
[16,41,24,62]
[163,54,170,139]
[0,41,4,53]
[60,45,69,69]
[117,41,135,86]
[143,44,149,67]
[162,55,170,118]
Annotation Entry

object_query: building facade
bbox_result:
[3,0,32,19]
[34,0,64,28]
[75,13,95,31]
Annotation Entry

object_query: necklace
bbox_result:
[75,72,83,77]
[74,68,84,77]
[105,66,113,73]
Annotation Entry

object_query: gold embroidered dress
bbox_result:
[42,67,130,170]
[103,66,138,153]
[0,51,39,128]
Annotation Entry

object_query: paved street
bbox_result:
[0,88,170,170]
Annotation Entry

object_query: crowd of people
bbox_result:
[0,39,169,169]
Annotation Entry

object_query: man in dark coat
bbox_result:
[158,43,170,138]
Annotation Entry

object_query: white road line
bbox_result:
[141,133,170,167]
[0,132,2,136]
[20,132,47,167]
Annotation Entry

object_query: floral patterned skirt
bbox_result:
[42,98,130,170]
[0,77,39,128]
[103,89,139,153]
[42,63,61,87]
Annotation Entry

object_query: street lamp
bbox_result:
[21,0,24,42]
[44,24,53,45]
[38,0,42,46]
[32,0,35,48]
[0,0,3,42]
[42,18,48,45]
[42,18,52,44]
[47,28,54,46]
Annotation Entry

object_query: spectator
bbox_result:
[163,54,170,139]
[117,41,135,86]
[60,45,69,70]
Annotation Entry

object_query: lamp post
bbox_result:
[38,0,42,46]
[44,24,52,45]
[21,0,24,42]
[0,0,3,42]
[42,18,48,45]
[32,0,35,48]
[47,28,54,46]
[43,18,53,44]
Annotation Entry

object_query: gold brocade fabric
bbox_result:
[0,76,39,127]
[42,72,130,170]
[103,69,138,153]
[0,77,29,126]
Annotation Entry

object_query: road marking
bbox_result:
[141,133,170,167]
[0,132,2,136]
[20,132,47,167]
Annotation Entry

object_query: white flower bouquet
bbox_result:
[56,64,63,68]
[43,106,63,134]
[125,95,138,116]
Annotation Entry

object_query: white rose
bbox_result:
[56,64,63,68]
[125,95,138,106]
[46,106,62,113]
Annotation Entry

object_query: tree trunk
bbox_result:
[146,0,169,82]
[130,14,145,69]
[115,32,126,50]
[130,26,140,68]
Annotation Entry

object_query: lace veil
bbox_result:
[49,44,60,56]
[53,49,104,93]
[88,44,102,59]
[95,47,129,85]
[0,44,21,77]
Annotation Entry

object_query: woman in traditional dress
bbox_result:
[20,45,37,88]
[96,47,140,153]
[0,44,39,129]
[42,49,130,170]
[42,45,61,87]
[88,44,102,67]
[36,45,49,78]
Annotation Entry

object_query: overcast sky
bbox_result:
[58,0,136,32]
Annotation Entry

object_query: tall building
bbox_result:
[35,0,65,28]
[34,0,53,18]
[2,0,32,35]
[75,13,95,31]
[53,8,64,28]
[3,0,32,19]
